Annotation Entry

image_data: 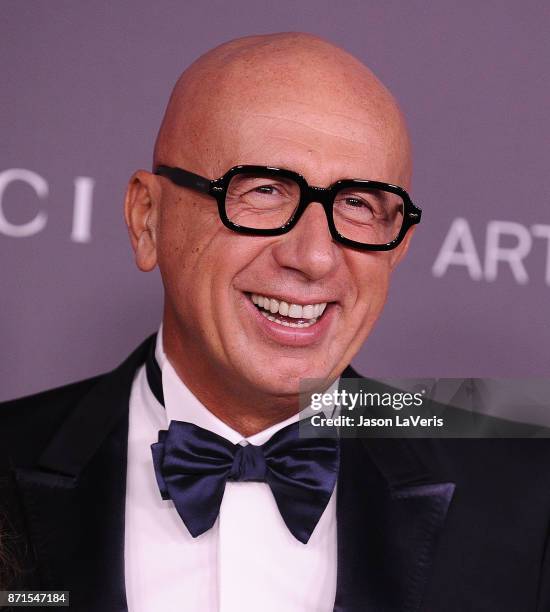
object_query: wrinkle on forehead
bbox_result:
[249,113,381,147]
[153,32,412,186]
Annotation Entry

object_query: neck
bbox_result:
[162,328,300,438]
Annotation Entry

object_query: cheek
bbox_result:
[158,205,261,321]
[349,254,393,314]
[157,202,217,308]
[159,193,220,259]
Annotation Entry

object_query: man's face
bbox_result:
[154,95,412,400]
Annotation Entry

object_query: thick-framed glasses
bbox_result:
[154,164,422,251]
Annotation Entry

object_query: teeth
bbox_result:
[259,310,317,328]
[288,304,302,318]
[250,293,328,324]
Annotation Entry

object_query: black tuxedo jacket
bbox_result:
[2,336,550,611]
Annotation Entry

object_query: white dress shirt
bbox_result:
[124,330,338,612]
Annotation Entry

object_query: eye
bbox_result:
[227,174,300,204]
[252,184,279,195]
[337,194,375,215]
[343,196,370,209]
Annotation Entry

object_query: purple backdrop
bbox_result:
[2,0,549,401]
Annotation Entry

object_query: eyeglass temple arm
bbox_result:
[154,165,212,194]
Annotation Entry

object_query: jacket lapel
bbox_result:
[13,336,154,612]
[334,367,456,612]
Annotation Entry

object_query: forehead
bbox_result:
[220,107,399,184]
[177,98,409,189]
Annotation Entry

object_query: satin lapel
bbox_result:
[334,367,456,612]
[13,336,154,612]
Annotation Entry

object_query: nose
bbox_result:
[271,202,340,281]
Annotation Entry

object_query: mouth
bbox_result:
[249,293,329,328]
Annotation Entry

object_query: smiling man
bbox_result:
[125,33,415,437]
[2,32,550,612]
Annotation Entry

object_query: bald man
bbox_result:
[2,33,550,612]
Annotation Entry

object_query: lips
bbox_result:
[250,293,328,328]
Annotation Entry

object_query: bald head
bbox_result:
[154,32,411,188]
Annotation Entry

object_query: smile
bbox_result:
[250,293,328,328]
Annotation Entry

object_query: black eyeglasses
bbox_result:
[154,164,421,251]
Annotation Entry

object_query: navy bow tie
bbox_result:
[151,419,339,544]
[146,337,339,543]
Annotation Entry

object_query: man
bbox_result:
[1,32,550,612]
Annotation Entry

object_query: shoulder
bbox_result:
[1,375,102,416]
[416,437,550,477]
[0,333,155,465]
[342,369,550,495]
[0,334,155,469]
[0,375,105,467]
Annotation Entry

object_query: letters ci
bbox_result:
[432,217,550,286]
[0,168,94,243]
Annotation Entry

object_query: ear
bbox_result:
[124,170,160,272]
[389,226,416,268]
